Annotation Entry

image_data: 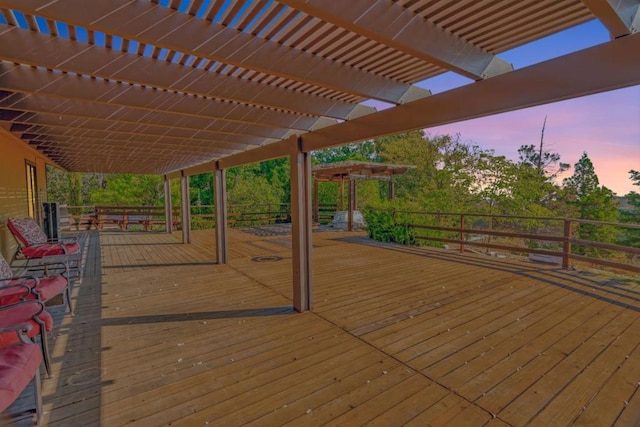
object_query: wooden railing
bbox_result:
[389,210,640,274]
[58,202,325,230]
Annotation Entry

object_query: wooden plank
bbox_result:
[24,228,640,426]
[498,309,639,425]
[574,337,640,425]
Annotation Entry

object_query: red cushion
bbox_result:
[31,275,67,301]
[21,242,80,258]
[0,304,53,347]
[0,344,42,412]
[0,286,31,306]
[0,275,67,305]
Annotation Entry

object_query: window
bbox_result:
[25,161,39,221]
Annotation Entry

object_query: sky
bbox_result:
[373,20,640,196]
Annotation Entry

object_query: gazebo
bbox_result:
[312,161,415,230]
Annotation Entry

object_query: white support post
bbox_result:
[290,137,313,312]
[164,175,173,234]
[214,162,228,264]
[180,171,191,244]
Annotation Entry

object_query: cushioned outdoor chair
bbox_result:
[0,253,72,314]
[0,342,43,425]
[0,301,52,378]
[7,217,81,279]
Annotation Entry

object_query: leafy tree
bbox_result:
[563,152,619,255]
[618,170,640,251]
[90,174,163,206]
[377,132,482,212]
[312,141,379,164]
[517,144,569,180]
[563,152,600,201]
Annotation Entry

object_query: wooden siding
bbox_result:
[9,228,639,426]
[0,127,52,261]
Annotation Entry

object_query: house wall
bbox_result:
[0,127,52,261]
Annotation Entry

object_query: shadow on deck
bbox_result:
[6,227,640,426]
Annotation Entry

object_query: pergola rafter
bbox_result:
[278,0,513,80]
[0,64,332,133]
[1,0,430,105]
[0,93,291,140]
[0,24,376,120]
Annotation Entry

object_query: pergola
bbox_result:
[0,0,638,312]
[312,161,415,230]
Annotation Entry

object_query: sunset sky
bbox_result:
[386,19,640,196]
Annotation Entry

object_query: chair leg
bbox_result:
[33,365,43,425]
[66,285,74,316]
[39,329,52,378]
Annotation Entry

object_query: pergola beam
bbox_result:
[280,0,513,80]
[2,0,430,104]
[0,24,376,120]
[582,0,640,38]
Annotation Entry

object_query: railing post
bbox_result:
[563,219,572,269]
[460,214,465,253]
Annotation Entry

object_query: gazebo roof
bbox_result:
[312,161,415,181]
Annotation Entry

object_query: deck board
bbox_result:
[5,227,639,426]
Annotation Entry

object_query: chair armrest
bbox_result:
[6,274,40,286]
[0,322,33,334]
[0,282,34,299]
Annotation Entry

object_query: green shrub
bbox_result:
[363,209,416,245]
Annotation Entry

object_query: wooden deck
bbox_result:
[7,226,640,426]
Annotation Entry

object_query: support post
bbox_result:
[290,137,313,312]
[388,176,395,200]
[348,179,355,231]
[180,171,191,244]
[163,175,173,234]
[339,175,345,211]
[214,162,228,264]
[313,179,319,223]
[563,219,572,269]
[459,214,465,253]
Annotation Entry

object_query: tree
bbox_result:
[563,152,619,255]
[618,170,640,251]
[90,174,163,206]
[563,152,600,201]
[517,117,569,180]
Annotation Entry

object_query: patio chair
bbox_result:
[7,217,81,279]
[0,342,43,425]
[0,301,53,377]
[0,253,72,314]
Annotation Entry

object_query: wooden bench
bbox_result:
[93,206,181,231]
